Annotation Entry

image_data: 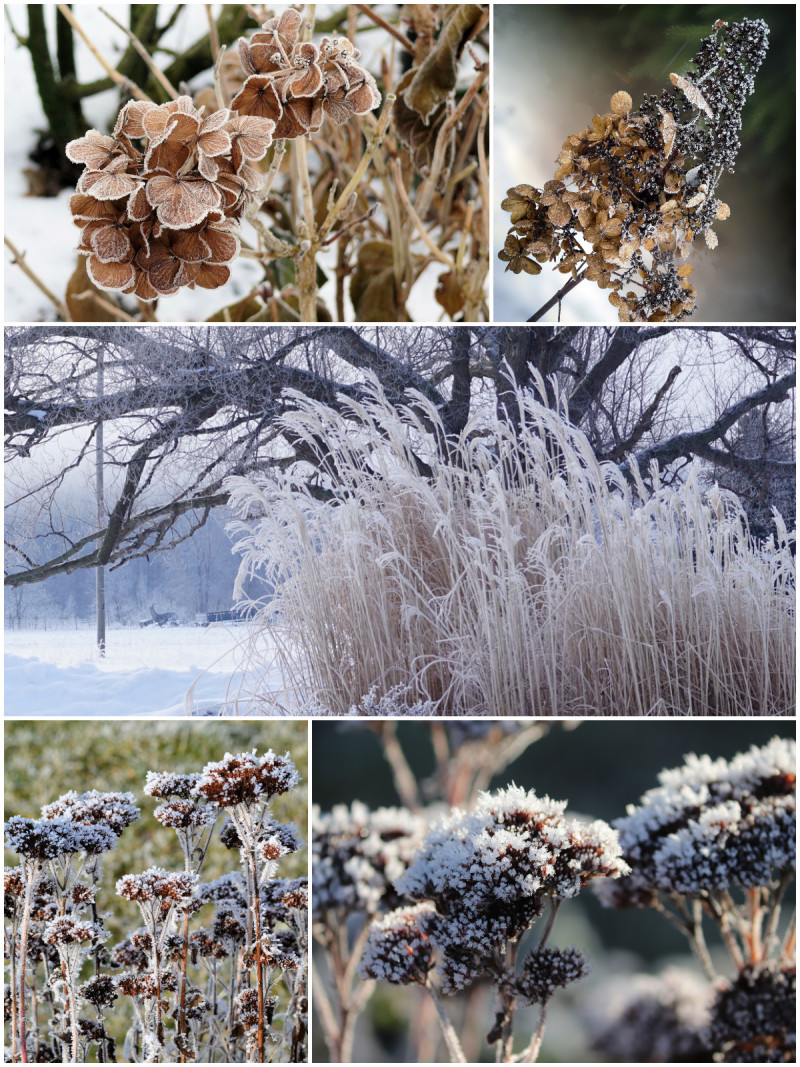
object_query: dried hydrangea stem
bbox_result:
[526,270,587,322]
[4,236,69,320]
[56,4,151,102]
[293,135,319,322]
[424,978,467,1063]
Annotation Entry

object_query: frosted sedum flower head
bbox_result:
[312,801,428,920]
[41,790,140,836]
[359,903,436,985]
[116,867,197,906]
[709,962,796,1063]
[4,816,117,860]
[144,772,201,799]
[396,785,628,956]
[194,749,299,808]
[598,737,796,903]
[515,946,590,1005]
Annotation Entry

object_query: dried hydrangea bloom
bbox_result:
[41,789,140,836]
[709,962,796,1062]
[396,786,628,959]
[231,18,379,139]
[500,19,769,321]
[312,801,428,920]
[583,967,712,1063]
[193,749,299,808]
[597,737,796,902]
[359,903,437,985]
[66,95,271,300]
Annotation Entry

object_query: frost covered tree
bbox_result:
[5,324,794,594]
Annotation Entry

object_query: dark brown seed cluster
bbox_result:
[194,750,299,808]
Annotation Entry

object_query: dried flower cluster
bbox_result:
[500,18,769,321]
[232,9,380,137]
[312,801,428,920]
[598,736,796,903]
[4,750,306,1063]
[708,962,796,1062]
[64,8,380,304]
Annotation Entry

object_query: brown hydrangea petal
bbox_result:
[143,138,192,176]
[192,261,231,290]
[79,165,141,202]
[197,152,220,182]
[286,44,323,98]
[86,255,135,292]
[162,111,202,146]
[226,116,275,171]
[114,100,159,140]
[123,269,160,302]
[70,193,123,223]
[135,240,193,294]
[274,95,323,139]
[66,130,121,170]
[231,75,283,123]
[240,35,284,77]
[169,229,213,263]
[126,186,153,223]
[146,174,221,229]
[346,72,381,113]
[259,8,302,57]
[85,218,134,263]
[202,224,240,263]
[142,96,200,144]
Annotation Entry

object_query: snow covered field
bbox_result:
[4,624,289,715]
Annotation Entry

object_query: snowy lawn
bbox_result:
[4,624,289,715]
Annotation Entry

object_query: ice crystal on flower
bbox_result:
[143,772,201,799]
[598,737,796,902]
[312,801,428,920]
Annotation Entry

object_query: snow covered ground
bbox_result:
[4,624,291,715]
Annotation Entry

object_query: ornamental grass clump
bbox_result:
[500,18,769,322]
[597,737,796,1063]
[228,379,795,714]
[4,750,307,1063]
[359,785,627,1062]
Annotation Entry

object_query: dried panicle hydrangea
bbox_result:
[596,737,796,904]
[500,19,769,322]
[193,749,299,809]
[394,785,627,983]
[312,801,428,920]
[65,9,380,303]
[709,962,796,1063]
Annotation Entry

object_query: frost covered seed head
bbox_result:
[116,867,197,906]
[599,737,796,902]
[515,946,591,1005]
[41,790,140,835]
[359,903,436,985]
[153,800,217,829]
[194,749,299,807]
[708,962,796,1062]
[144,772,202,799]
[312,801,428,920]
[4,816,116,860]
[396,785,628,955]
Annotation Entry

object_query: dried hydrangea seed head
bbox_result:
[194,749,299,808]
[360,903,437,985]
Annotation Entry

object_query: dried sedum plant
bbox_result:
[4,750,307,1064]
[597,737,796,1063]
[500,18,769,322]
[359,785,627,1062]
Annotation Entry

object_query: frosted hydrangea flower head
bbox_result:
[41,790,140,836]
[396,785,628,954]
[599,737,796,902]
[193,749,299,808]
[312,801,428,920]
[359,903,437,986]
